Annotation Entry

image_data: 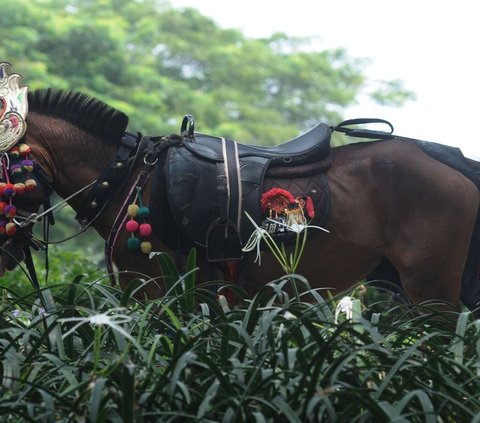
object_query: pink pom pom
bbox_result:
[139,223,152,237]
[125,220,139,232]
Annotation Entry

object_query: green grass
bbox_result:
[1,250,480,422]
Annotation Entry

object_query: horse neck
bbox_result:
[26,113,119,215]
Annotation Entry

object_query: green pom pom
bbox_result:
[127,237,140,251]
[137,206,150,219]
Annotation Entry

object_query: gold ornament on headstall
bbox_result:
[0,62,28,153]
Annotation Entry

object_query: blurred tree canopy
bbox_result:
[0,0,414,144]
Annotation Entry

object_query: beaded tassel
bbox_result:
[125,187,152,254]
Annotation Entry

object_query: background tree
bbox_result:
[0,0,413,145]
[0,0,414,260]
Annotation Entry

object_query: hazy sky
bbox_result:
[169,0,480,158]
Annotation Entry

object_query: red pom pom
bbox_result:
[0,183,6,196]
[5,222,16,236]
[125,219,139,232]
[0,202,6,214]
[14,183,25,195]
[139,223,152,237]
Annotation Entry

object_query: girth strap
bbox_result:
[221,137,242,230]
[206,138,243,262]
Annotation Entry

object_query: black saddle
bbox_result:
[190,121,331,166]
[156,116,394,262]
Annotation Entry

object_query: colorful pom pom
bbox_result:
[0,202,6,215]
[125,220,139,232]
[4,205,16,218]
[8,147,20,158]
[140,241,152,254]
[127,237,140,251]
[25,179,37,191]
[10,164,22,175]
[19,143,31,156]
[137,206,150,219]
[5,222,16,236]
[139,223,152,237]
[127,204,139,217]
[0,221,5,234]
[0,183,6,196]
[3,183,15,198]
[14,183,25,195]
[22,160,34,172]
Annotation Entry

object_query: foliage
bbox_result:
[0,244,103,296]
[0,252,479,422]
[0,0,414,145]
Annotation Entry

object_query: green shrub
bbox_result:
[1,254,479,422]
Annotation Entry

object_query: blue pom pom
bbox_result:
[137,206,150,219]
[127,237,140,251]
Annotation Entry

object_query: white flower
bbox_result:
[242,226,269,264]
[58,308,136,344]
[334,296,354,323]
[266,218,330,234]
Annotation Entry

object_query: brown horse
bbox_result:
[3,88,480,312]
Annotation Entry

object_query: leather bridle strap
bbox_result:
[76,131,143,226]
[23,243,40,290]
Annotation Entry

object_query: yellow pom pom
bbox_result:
[140,241,152,254]
[127,204,139,217]
[19,143,32,155]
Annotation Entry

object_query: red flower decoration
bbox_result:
[261,188,295,214]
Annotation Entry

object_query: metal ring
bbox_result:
[143,155,159,166]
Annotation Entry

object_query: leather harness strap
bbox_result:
[104,134,182,286]
[76,131,143,227]
[221,137,242,232]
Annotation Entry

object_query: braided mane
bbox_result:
[27,89,129,143]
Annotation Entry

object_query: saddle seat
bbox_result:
[185,121,331,166]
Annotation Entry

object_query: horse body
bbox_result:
[7,89,480,311]
[243,139,480,308]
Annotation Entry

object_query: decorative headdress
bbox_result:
[0,63,35,238]
[0,62,28,153]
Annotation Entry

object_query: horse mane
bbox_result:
[27,88,129,143]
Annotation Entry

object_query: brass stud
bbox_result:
[102,181,110,189]
[91,201,98,209]
[116,162,124,170]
